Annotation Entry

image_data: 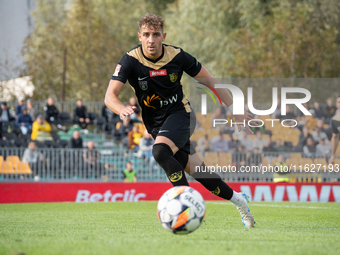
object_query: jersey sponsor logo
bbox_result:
[138,76,148,80]
[160,94,178,108]
[169,73,178,83]
[144,94,161,109]
[113,64,121,76]
[143,94,178,109]
[149,69,167,77]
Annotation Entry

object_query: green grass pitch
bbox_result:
[0,202,339,255]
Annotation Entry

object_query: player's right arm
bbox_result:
[104,80,136,119]
[329,132,339,165]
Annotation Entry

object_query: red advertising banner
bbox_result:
[0,182,339,203]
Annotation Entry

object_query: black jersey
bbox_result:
[331,112,340,134]
[111,44,202,132]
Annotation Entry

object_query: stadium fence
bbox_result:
[0,148,339,182]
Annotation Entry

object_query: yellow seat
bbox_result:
[314,158,327,166]
[15,162,32,174]
[219,152,232,166]
[0,161,15,174]
[6,155,20,167]
[205,152,219,166]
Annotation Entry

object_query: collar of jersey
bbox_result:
[140,44,165,63]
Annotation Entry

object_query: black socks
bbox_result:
[152,143,189,186]
[191,162,234,200]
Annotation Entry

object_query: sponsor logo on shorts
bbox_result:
[169,171,183,182]
[150,69,167,77]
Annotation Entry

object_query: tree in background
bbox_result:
[23,0,147,102]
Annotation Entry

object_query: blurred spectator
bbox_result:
[102,104,120,124]
[211,107,226,128]
[128,125,143,151]
[197,134,212,156]
[102,104,121,133]
[315,119,332,141]
[274,138,289,152]
[22,141,44,173]
[273,154,289,183]
[232,145,247,169]
[294,126,312,152]
[303,137,316,158]
[118,117,133,146]
[212,131,229,153]
[123,161,137,183]
[252,130,266,152]
[83,141,101,178]
[238,130,252,152]
[138,130,154,160]
[248,147,261,166]
[280,106,296,127]
[312,100,325,119]
[281,105,296,120]
[68,130,83,148]
[15,99,24,117]
[298,102,310,117]
[228,135,240,152]
[316,138,331,158]
[15,106,33,135]
[325,98,336,119]
[26,99,38,120]
[272,99,281,119]
[73,99,90,129]
[31,115,53,141]
[263,137,276,162]
[44,97,59,124]
[22,141,43,163]
[0,102,15,123]
[312,126,329,144]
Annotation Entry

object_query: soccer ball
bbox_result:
[157,186,206,235]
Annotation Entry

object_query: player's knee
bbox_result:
[152,143,173,163]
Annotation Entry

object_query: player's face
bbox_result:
[138,26,166,60]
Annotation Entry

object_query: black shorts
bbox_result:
[150,112,197,155]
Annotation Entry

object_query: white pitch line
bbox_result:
[205,202,338,210]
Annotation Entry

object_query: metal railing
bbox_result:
[0,148,339,182]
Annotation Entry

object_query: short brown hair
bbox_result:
[138,13,164,31]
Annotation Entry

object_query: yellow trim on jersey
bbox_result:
[127,45,181,70]
[182,96,191,113]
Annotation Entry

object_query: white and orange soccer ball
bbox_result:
[157,186,206,235]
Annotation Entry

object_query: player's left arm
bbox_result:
[194,65,254,134]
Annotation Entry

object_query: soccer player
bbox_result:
[105,14,255,228]
[329,95,340,165]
